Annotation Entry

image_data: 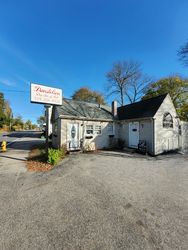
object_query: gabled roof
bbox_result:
[117,93,168,120]
[55,98,113,120]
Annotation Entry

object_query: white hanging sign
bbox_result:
[30,83,62,105]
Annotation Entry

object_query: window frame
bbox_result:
[95,125,102,135]
[163,112,173,128]
[85,124,94,135]
[107,123,114,135]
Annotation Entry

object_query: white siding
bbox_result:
[53,118,118,150]
[154,95,179,155]
[52,94,185,156]
[118,119,154,154]
[139,120,153,154]
[181,121,188,153]
[118,121,129,146]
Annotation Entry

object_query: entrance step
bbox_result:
[122,147,137,153]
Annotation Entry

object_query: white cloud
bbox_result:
[0,38,58,80]
[0,78,15,86]
[0,39,37,70]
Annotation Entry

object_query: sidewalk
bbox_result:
[0,148,27,175]
[0,137,44,174]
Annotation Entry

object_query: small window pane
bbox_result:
[86,125,93,134]
[95,125,102,134]
[108,123,113,134]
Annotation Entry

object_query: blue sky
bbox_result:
[0,0,188,123]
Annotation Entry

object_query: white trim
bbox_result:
[95,125,102,135]
[59,115,113,122]
[85,124,94,135]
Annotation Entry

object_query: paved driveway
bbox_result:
[0,150,188,250]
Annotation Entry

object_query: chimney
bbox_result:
[112,100,117,117]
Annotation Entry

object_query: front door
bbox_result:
[67,123,80,150]
[129,122,139,148]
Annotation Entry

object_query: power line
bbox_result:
[0,89,29,93]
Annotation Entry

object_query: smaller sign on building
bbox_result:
[30,83,62,105]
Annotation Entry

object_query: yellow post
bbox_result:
[1,141,6,152]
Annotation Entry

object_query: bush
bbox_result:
[47,148,62,165]
[117,139,125,149]
[60,144,67,157]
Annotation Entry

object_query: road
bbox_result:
[0,131,43,148]
[0,131,44,174]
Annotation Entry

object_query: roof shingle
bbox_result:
[117,94,168,120]
[56,98,113,120]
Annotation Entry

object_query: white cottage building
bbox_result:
[51,93,188,155]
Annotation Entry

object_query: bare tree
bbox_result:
[125,72,151,103]
[106,60,151,106]
[178,40,188,66]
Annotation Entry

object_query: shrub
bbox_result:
[60,144,67,157]
[117,139,125,149]
[47,148,62,165]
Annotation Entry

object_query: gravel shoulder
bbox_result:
[0,150,188,250]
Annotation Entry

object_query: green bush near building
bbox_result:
[47,146,67,165]
[47,148,62,165]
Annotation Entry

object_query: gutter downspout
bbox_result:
[58,118,61,149]
[175,117,181,152]
[152,118,156,156]
[81,119,85,152]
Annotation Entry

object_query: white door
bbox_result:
[129,122,139,148]
[67,123,80,150]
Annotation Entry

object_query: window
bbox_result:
[95,125,102,134]
[163,112,173,128]
[86,125,93,134]
[107,123,114,134]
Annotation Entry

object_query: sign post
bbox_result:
[44,105,51,157]
[30,83,62,158]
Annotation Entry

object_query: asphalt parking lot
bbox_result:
[0,148,188,250]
